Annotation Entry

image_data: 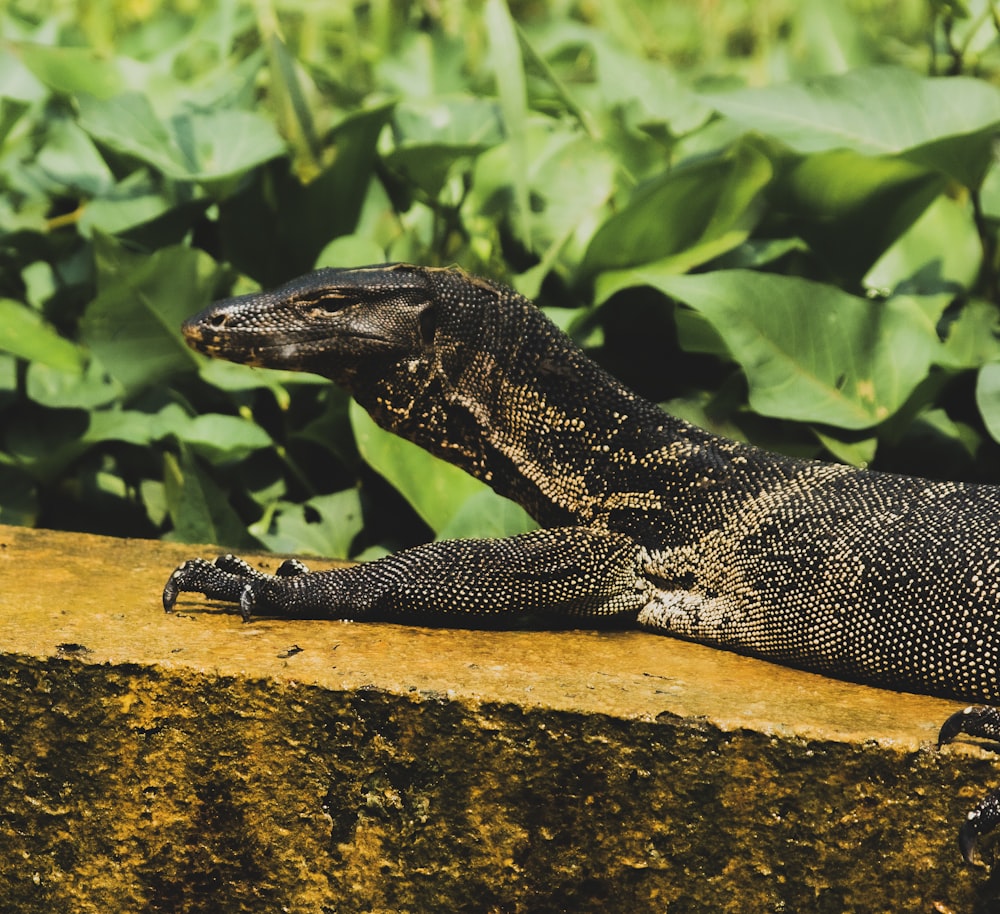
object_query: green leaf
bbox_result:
[80,403,205,449]
[15,42,126,99]
[78,93,286,182]
[350,400,489,534]
[942,299,1000,369]
[34,116,114,196]
[437,489,537,540]
[179,414,273,463]
[608,270,941,430]
[0,299,86,373]
[79,241,225,394]
[197,358,326,412]
[468,124,617,292]
[708,67,1000,187]
[251,489,364,558]
[771,148,944,281]
[485,0,531,246]
[864,192,981,296]
[976,362,1000,444]
[385,97,504,196]
[77,170,172,237]
[314,234,386,270]
[26,360,123,409]
[581,142,771,277]
[539,24,711,137]
[812,430,877,468]
[77,93,184,176]
[163,447,256,549]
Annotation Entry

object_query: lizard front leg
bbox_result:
[163,527,650,623]
[163,554,311,620]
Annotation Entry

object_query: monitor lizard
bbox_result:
[162,262,1000,862]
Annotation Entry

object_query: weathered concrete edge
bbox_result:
[0,524,995,912]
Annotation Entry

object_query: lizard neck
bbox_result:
[354,272,794,545]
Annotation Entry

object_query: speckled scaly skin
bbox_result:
[164,263,1000,857]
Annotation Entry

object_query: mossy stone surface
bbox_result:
[0,524,994,912]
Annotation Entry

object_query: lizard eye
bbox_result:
[301,292,348,315]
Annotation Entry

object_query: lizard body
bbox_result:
[166,263,1000,707]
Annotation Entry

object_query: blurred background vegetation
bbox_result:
[2,0,1000,559]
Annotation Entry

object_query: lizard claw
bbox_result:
[161,555,262,616]
[938,706,1000,748]
[937,705,1000,865]
[958,796,1000,865]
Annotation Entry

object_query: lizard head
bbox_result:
[181,264,440,385]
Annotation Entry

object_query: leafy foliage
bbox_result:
[2,0,1000,558]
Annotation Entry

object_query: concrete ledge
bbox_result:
[0,523,995,912]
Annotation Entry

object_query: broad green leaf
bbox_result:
[375,30,469,98]
[468,123,617,290]
[83,404,189,447]
[607,270,941,430]
[0,97,30,150]
[175,109,287,183]
[251,489,364,558]
[908,408,980,462]
[529,21,711,137]
[976,362,1000,444]
[812,430,877,468]
[78,93,184,177]
[780,0,874,77]
[78,171,173,237]
[314,234,386,270]
[485,0,531,246]
[437,489,538,540]
[0,299,85,373]
[385,97,504,196]
[0,47,46,103]
[864,192,981,296]
[942,299,1000,369]
[197,359,326,412]
[26,360,123,409]
[80,242,225,393]
[78,93,286,182]
[771,148,943,280]
[179,414,273,463]
[708,67,1000,187]
[15,42,125,99]
[350,400,488,534]
[163,447,256,549]
[581,142,771,277]
[34,117,114,196]
[87,410,160,446]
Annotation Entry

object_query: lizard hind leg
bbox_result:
[635,588,739,644]
[938,705,1000,864]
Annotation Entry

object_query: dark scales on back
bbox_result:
[163,263,1000,861]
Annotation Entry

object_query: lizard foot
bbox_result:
[163,554,312,622]
[938,706,1000,864]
